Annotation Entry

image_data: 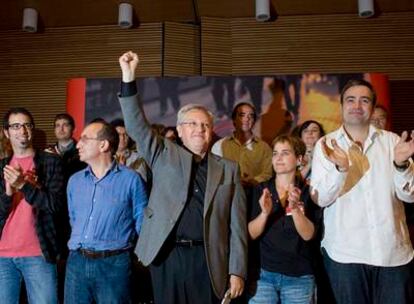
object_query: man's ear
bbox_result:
[100,139,110,153]
[176,125,183,138]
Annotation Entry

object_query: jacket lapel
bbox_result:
[204,154,223,216]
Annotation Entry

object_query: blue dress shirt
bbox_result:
[67,162,147,251]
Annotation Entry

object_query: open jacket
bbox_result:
[0,151,65,263]
[119,93,248,298]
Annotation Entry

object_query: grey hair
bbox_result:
[176,104,214,126]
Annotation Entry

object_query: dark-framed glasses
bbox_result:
[8,123,34,131]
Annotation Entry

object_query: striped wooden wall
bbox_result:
[163,22,200,76]
[0,24,162,147]
[202,12,414,79]
[0,12,413,147]
[201,17,232,75]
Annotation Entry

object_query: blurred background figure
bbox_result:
[45,113,85,183]
[0,131,11,159]
[298,120,325,183]
[370,105,389,130]
[111,118,150,184]
[161,126,181,144]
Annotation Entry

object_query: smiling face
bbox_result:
[341,85,374,128]
[301,122,322,147]
[4,113,34,152]
[176,109,213,156]
[370,106,388,130]
[233,104,255,133]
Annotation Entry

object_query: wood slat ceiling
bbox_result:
[1,0,413,31]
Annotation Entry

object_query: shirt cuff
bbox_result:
[121,81,137,97]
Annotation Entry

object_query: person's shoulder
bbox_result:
[36,150,62,164]
[253,136,272,149]
[67,167,88,185]
[212,136,230,148]
[117,164,145,180]
[210,152,237,167]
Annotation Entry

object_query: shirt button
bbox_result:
[195,189,199,193]
[90,216,93,220]
[85,235,88,239]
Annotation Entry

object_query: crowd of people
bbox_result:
[0,51,413,304]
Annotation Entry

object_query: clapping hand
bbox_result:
[321,138,349,172]
[394,131,414,166]
[259,188,273,216]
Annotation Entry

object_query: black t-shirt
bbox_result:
[249,177,322,277]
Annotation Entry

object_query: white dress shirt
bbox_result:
[211,134,272,184]
[311,125,414,267]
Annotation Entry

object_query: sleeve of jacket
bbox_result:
[20,153,65,214]
[0,159,13,222]
[229,164,248,279]
[119,93,163,169]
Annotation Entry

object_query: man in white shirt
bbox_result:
[211,102,272,187]
[311,79,414,304]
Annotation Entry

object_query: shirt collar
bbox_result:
[336,124,380,151]
[229,133,258,146]
[84,160,119,178]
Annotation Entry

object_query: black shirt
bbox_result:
[249,177,321,276]
[175,156,208,240]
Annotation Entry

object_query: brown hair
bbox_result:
[272,135,306,158]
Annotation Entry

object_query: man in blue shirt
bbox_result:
[64,119,147,304]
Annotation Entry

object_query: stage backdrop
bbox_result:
[67,73,390,145]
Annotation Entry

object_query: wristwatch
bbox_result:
[393,160,410,171]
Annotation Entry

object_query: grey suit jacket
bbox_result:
[119,94,248,298]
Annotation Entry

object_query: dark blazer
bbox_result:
[0,151,65,262]
[119,94,248,298]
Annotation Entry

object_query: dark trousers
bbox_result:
[150,243,220,304]
[323,250,414,304]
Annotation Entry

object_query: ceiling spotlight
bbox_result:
[256,0,270,22]
[118,3,133,29]
[22,8,38,33]
[358,0,374,18]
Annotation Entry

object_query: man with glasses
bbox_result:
[0,107,64,303]
[64,119,147,304]
[118,51,247,303]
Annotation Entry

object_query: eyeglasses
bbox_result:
[180,121,211,130]
[7,123,34,131]
[79,135,102,143]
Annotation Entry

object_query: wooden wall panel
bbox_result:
[0,24,162,147]
[201,12,414,79]
[163,22,200,75]
[201,17,232,75]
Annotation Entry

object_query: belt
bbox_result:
[77,248,128,259]
[175,239,204,247]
